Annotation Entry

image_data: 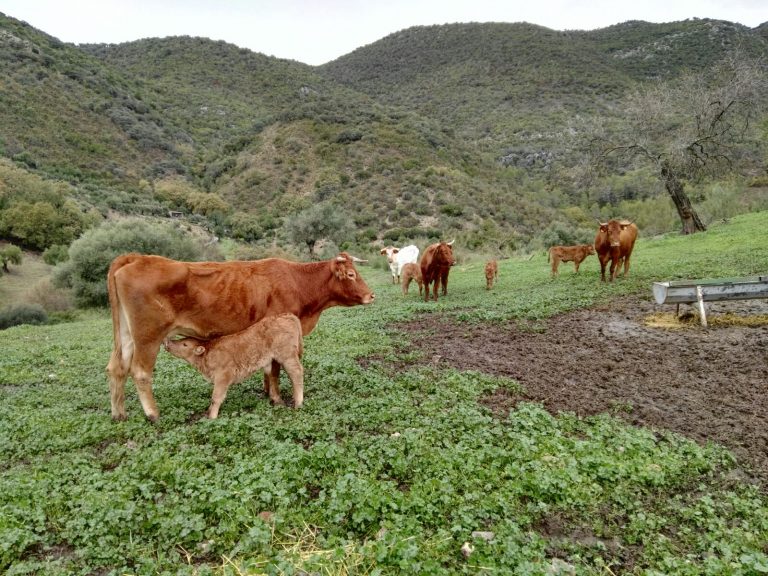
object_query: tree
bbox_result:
[589,53,767,234]
[285,202,353,257]
[0,244,22,273]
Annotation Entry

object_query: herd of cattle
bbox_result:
[106,220,637,421]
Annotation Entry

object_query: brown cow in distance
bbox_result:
[485,260,498,289]
[401,262,423,296]
[163,313,304,419]
[548,244,595,277]
[106,252,374,421]
[594,220,638,282]
[420,240,456,301]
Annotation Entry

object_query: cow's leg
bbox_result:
[128,339,162,422]
[106,344,130,421]
[599,256,608,282]
[623,256,631,277]
[264,360,285,406]
[281,357,305,408]
[441,273,448,296]
[574,260,580,273]
[609,258,618,282]
[207,376,232,419]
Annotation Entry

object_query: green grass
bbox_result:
[1,212,767,575]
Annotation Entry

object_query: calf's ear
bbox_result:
[194,345,206,356]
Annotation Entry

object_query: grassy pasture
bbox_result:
[1,212,767,575]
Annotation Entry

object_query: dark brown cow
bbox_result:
[548,244,595,277]
[420,240,456,302]
[107,252,374,421]
[163,313,304,419]
[594,220,638,282]
[401,262,423,296]
[484,260,498,289]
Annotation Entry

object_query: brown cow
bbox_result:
[548,244,595,277]
[594,220,638,282]
[401,262,423,296]
[484,260,498,289]
[163,313,304,419]
[106,252,374,421]
[420,240,456,302]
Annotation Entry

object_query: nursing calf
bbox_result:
[163,313,304,418]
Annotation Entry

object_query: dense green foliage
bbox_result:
[53,219,214,307]
[1,212,767,574]
[0,302,47,329]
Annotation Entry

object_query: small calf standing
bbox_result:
[401,262,424,296]
[548,244,595,277]
[163,313,304,418]
[484,260,498,290]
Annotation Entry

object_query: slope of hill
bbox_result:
[318,20,768,159]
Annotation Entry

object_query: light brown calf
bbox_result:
[484,260,498,289]
[401,262,424,296]
[548,244,595,276]
[163,313,304,419]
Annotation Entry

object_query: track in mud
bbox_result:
[394,296,768,487]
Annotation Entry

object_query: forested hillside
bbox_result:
[1,12,767,263]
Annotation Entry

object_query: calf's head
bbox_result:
[163,338,207,363]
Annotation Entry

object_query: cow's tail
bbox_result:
[106,254,138,419]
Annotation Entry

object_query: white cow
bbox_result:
[379,244,420,284]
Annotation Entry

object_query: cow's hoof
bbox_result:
[111,413,127,422]
[146,414,159,423]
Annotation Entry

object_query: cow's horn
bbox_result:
[350,256,369,264]
[447,239,455,246]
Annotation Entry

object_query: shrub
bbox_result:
[53,219,206,307]
[42,244,69,265]
[0,304,48,330]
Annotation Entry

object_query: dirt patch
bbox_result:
[393,296,768,487]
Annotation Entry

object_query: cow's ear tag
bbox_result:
[194,346,206,356]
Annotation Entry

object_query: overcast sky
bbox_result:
[1,0,765,65]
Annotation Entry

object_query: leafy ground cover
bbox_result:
[1,212,767,575]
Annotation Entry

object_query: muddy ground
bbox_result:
[394,296,768,487]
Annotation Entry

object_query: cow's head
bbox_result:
[433,240,456,266]
[586,245,596,255]
[598,220,629,248]
[332,253,375,305]
[379,246,399,264]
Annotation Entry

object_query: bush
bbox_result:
[0,304,48,330]
[42,244,69,265]
[53,219,207,307]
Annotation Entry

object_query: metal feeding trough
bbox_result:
[652,275,768,327]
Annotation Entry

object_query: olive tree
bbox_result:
[589,53,767,234]
[0,244,22,273]
[285,202,353,257]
